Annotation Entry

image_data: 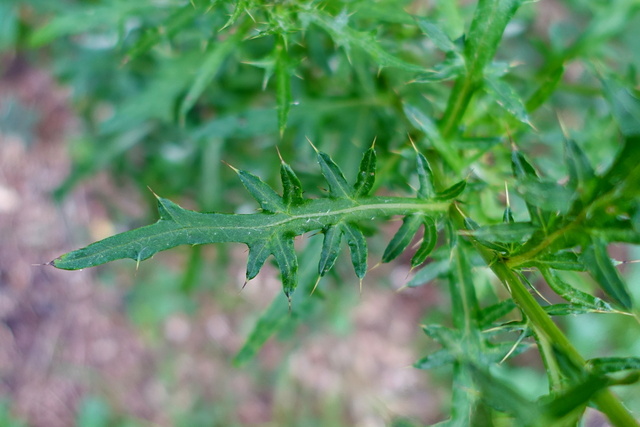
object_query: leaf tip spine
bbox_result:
[305,136,319,153]
[221,160,239,173]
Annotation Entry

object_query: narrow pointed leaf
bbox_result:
[582,238,633,310]
[511,150,538,179]
[416,18,458,53]
[317,150,353,198]
[588,357,640,374]
[275,35,291,136]
[280,161,304,208]
[407,259,449,287]
[246,239,272,281]
[539,267,614,313]
[341,223,367,279]
[411,216,437,268]
[353,146,376,197]
[237,170,286,213]
[416,152,435,198]
[484,75,532,126]
[503,206,514,223]
[564,138,595,191]
[383,214,423,263]
[318,226,343,276]
[179,34,240,122]
[434,180,466,200]
[478,299,516,327]
[465,222,536,243]
[414,349,455,370]
[270,235,298,297]
[520,251,585,271]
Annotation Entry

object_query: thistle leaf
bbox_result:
[587,357,640,374]
[270,235,298,298]
[406,259,449,287]
[416,152,435,199]
[353,146,377,198]
[539,267,614,313]
[236,169,287,213]
[483,74,533,127]
[341,223,367,279]
[315,149,353,199]
[415,18,458,53]
[465,222,537,243]
[318,226,343,276]
[246,239,271,281]
[582,237,633,310]
[383,214,423,263]
[411,216,437,268]
[280,161,304,209]
[435,180,467,201]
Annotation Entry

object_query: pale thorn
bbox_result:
[371,136,377,149]
[504,182,510,207]
[310,275,322,296]
[359,278,363,294]
[275,146,285,163]
[220,159,239,173]
[305,136,319,153]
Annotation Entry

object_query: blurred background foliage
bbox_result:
[0,0,639,425]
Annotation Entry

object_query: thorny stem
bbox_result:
[449,204,639,427]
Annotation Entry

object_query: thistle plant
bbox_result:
[15,0,640,424]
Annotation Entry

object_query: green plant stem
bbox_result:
[439,77,477,139]
[450,204,639,427]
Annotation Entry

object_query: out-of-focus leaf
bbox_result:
[414,349,455,370]
[435,180,467,201]
[275,35,291,136]
[588,357,640,374]
[478,299,516,327]
[516,179,573,213]
[483,75,533,126]
[179,32,242,122]
[416,18,458,53]
[403,103,463,171]
[465,222,536,243]
[601,78,640,137]
[582,237,632,310]
[406,259,449,287]
[412,56,464,82]
[520,251,585,271]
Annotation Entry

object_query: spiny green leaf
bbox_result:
[412,56,464,83]
[280,161,305,209]
[341,223,367,279]
[414,349,455,370]
[564,138,595,192]
[539,267,614,313]
[271,235,298,298]
[220,0,247,31]
[483,74,533,127]
[415,152,435,199]
[236,169,287,213]
[587,357,640,374]
[464,222,537,243]
[383,214,424,263]
[478,299,516,327]
[305,10,424,72]
[315,149,353,199]
[318,225,343,276]
[246,239,271,281]
[582,237,633,310]
[411,216,437,268]
[517,179,573,213]
[435,180,466,201]
[353,145,377,198]
[511,149,539,180]
[520,251,585,271]
[415,17,458,53]
[275,35,291,136]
